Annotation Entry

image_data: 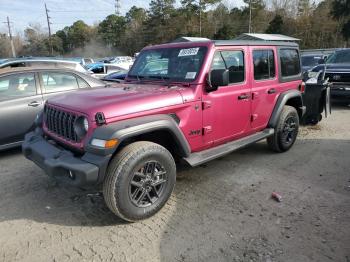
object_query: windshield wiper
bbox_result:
[128,74,145,83]
[147,75,173,87]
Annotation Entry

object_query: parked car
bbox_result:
[66,57,95,66]
[102,70,128,82]
[0,67,105,150]
[308,49,350,102]
[23,39,305,222]
[87,63,126,79]
[0,59,8,65]
[0,58,88,73]
[105,56,134,70]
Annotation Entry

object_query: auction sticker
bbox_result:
[185,72,197,79]
[178,48,199,57]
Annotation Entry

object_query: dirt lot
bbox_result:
[0,106,349,262]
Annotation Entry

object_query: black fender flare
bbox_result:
[85,114,191,157]
[268,90,305,128]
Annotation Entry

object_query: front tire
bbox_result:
[267,105,299,152]
[103,141,176,222]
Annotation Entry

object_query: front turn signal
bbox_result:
[105,139,118,148]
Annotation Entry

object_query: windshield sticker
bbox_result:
[185,72,197,79]
[178,48,200,57]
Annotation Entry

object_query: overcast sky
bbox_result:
[0,0,245,35]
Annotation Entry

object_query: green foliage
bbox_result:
[126,6,147,23]
[330,0,350,18]
[331,0,350,40]
[265,14,284,34]
[67,20,93,49]
[97,15,126,47]
[2,0,348,58]
[149,0,175,20]
[214,24,236,39]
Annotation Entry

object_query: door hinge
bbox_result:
[203,126,212,135]
[202,101,212,110]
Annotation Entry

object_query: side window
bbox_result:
[0,73,36,100]
[253,50,276,80]
[211,50,245,84]
[77,77,90,88]
[280,49,301,77]
[211,52,226,70]
[41,72,79,94]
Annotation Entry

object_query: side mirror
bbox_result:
[318,58,325,64]
[206,69,229,92]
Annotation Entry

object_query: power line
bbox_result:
[50,10,112,13]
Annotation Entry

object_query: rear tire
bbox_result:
[103,141,176,222]
[267,105,299,153]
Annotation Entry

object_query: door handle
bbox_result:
[28,101,41,107]
[268,88,276,94]
[238,94,250,100]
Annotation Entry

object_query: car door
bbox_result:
[39,71,87,101]
[202,47,252,146]
[250,47,279,130]
[0,72,44,147]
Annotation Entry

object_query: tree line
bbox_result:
[0,0,349,58]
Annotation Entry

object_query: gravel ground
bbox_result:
[0,105,349,262]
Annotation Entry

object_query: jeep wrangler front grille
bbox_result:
[44,105,79,142]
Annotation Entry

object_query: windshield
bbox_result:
[301,55,321,67]
[326,50,350,64]
[128,46,207,82]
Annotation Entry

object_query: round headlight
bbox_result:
[74,116,88,138]
[308,70,319,79]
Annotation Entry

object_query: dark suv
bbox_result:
[308,49,350,102]
[23,40,305,222]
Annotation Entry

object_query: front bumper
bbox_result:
[22,130,110,187]
[331,84,350,100]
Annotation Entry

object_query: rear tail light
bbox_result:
[299,82,306,93]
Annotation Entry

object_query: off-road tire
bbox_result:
[103,141,176,222]
[267,105,299,153]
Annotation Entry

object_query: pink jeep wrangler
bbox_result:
[23,40,305,221]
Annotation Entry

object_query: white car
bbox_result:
[88,64,126,79]
[109,56,134,70]
[0,59,88,73]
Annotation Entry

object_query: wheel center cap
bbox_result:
[142,177,152,187]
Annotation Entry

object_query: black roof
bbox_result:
[214,40,299,47]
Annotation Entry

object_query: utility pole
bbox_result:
[5,17,16,57]
[199,0,202,37]
[248,0,252,33]
[45,3,53,55]
[115,0,121,16]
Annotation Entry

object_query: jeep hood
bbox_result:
[47,83,189,120]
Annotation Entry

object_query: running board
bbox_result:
[184,128,274,167]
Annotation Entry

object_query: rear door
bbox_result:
[250,47,279,130]
[0,72,44,146]
[39,71,89,101]
[202,47,252,146]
